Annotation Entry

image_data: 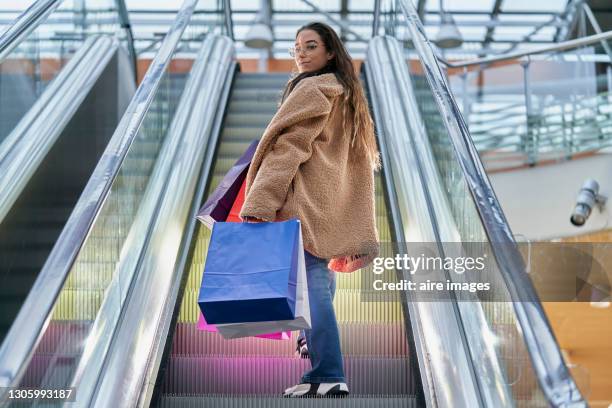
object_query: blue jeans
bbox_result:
[299,251,345,383]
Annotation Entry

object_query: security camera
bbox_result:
[570,179,607,226]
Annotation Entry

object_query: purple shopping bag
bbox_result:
[196,140,258,229]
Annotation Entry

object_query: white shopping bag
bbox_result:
[216,227,311,339]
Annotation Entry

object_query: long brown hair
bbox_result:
[281,22,381,171]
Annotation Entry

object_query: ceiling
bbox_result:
[1,0,594,60]
[122,0,582,59]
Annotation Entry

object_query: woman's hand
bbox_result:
[242,216,264,223]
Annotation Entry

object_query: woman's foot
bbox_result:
[283,382,349,398]
[295,336,309,359]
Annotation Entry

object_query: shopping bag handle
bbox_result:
[242,216,265,223]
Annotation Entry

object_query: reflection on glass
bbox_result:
[13,70,189,397]
[6,10,203,402]
[0,0,120,145]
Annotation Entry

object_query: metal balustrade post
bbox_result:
[114,0,138,82]
[460,66,471,121]
[521,57,536,165]
[561,101,571,159]
[607,65,612,105]
[570,93,578,157]
[373,0,380,37]
[223,0,234,40]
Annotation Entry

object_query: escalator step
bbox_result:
[231,89,284,102]
[0,249,51,269]
[222,127,266,141]
[225,114,276,128]
[28,320,92,355]
[6,207,73,226]
[0,271,38,296]
[234,76,289,87]
[0,226,60,249]
[159,356,413,396]
[170,322,407,358]
[17,353,79,389]
[0,296,23,326]
[51,288,105,320]
[178,288,404,324]
[228,101,279,114]
[63,260,117,290]
[157,395,417,407]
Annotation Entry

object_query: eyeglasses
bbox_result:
[289,43,319,57]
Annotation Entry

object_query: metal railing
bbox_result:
[88,34,234,408]
[394,0,587,406]
[451,51,612,168]
[454,88,612,169]
[0,0,61,61]
[439,30,612,69]
[0,0,136,72]
[366,36,501,407]
[0,0,195,399]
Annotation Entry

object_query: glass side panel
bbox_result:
[382,0,571,405]
[0,0,120,145]
[8,28,203,406]
[410,73,549,406]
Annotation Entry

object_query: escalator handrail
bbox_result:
[88,36,235,408]
[0,0,198,393]
[0,0,62,62]
[396,0,586,406]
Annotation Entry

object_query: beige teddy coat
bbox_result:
[239,72,379,267]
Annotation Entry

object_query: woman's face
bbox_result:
[294,29,334,73]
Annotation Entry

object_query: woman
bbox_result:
[239,21,380,398]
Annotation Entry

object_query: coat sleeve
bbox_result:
[239,79,334,222]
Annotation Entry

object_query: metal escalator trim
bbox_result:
[83,35,235,408]
[439,30,612,69]
[397,0,587,406]
[0,34,122,395]
[0,0,62,62]
[365,37,486,408]
[0,0,196,395]
[140,62,237,408]
[0,35,117,224]
[362,64,426,407]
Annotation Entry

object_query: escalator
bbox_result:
[0,1,587,407]
[153,72,419,407]
[142,3,585,406]
[0,0,135,344]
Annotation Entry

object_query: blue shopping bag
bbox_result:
[198,219,301,325]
